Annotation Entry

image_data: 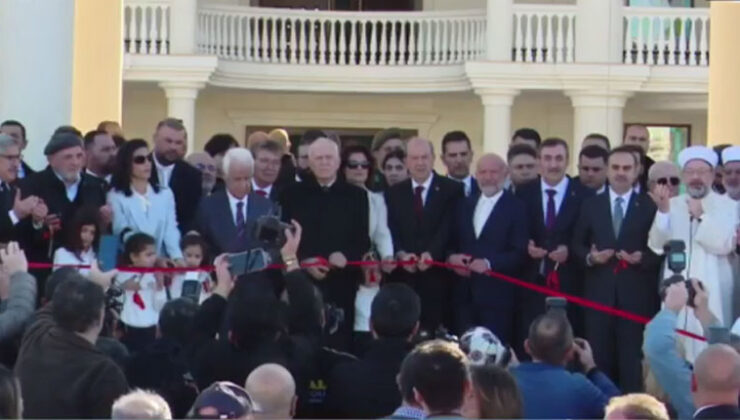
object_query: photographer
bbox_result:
[643,279,718,419]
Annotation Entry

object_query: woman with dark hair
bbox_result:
[0,364,22,418]
[109,139,183,263]
[204,133,238,180]
[52,207,101,276]
[463,364,523,419]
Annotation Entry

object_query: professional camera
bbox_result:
[659,240,698,307]
[228,206,294,277]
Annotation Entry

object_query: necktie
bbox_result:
[235,201,245,237]
[545,189,557,231]
[414,186,424,219]
[613,196,624,238]
[255,189,267,197]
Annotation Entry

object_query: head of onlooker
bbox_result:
[462,364,523,419]
[721,146,740,201]
[297,130,326,171]
[180,234,207,269]
[441,130,473,181]
[370,283,420,340]
[98,120,124,138]
[400,340,470,417]
[112,389,173,420]
[511,128,541,151]
[83,130,117,179]
[578,145,609,192]
[0,120,27,151]
[54,125,83,138]
[187,382,253,419]
[308,137,340,186]
[159,297,199,346]
[153,118,187,166]
[52,274,106,344]
[223,148,255,200]
[476,153,508,197]
[623,124,650,154]
[267,129,290,154]
[678,146,717,200]
[186,152,218,195]
[382,149,408,187]
[0,365,22,419]
[507,144,538,189]
[525,311,574,366]
[124,233,157,269]
[45,132,85,185]
[582,133,611,151]
[692,344,740,413]
[341,144,375,190]
[245,364,297,420]
[405,137,434,184]
[0,134,21,186]
[539,138,569,187]
[619,144,645,185]
[251,140,283,190]
[205,134,239,179]
[246,131,270,150]
[63,206,101,262]
[111,139,159,196]
[607,146,640,196]
[371,128,405,172]
[713,144,731,194]
[604,393,669,420]
[647,161,681,198]
[43,266,78,305]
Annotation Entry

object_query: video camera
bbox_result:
[659,240,699,307]
[227,207,294,277]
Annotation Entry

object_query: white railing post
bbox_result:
[170,0,196,54]
[575,0,622,63]
[486,0,513,61]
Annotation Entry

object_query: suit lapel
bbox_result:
[218,192,237,232]
[617,192,641,243]
[533,179,546,231]
[424,174,442,213]
[479,191,506,239]
[554,177,575,231]
[599,192,617,243]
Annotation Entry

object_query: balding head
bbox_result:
[693,344,740,409]
[247,131,270,149]
[308,137,340,185]
[245,364,296,419]
[405,137,434,183]
[476,154,507,197]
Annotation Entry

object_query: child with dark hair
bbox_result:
[115,233,167,353]
[52,207,100,276]
[168,234,213,304]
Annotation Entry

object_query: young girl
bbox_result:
[53,207,100,276]
[116,233,167,354]
[168,234,213,304]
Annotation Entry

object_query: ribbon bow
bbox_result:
[613,259,630,275]
[545,263,560,291]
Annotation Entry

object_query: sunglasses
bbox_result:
[132,155,148,165]
[347,161,370,170]
[657,176,680,186]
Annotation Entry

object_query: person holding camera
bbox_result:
[648,146,739,362]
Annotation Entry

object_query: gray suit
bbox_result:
[194,190,276,255]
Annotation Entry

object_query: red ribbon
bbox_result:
[613,259,630,275]
[132,291,146,310]
[545,269,560,291]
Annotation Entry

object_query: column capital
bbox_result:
[475,88,520,106]
[565,90,632,109]
[158,81,206,99]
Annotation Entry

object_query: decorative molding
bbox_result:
[123,54,217,83]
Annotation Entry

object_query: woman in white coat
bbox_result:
[108,139,183,262]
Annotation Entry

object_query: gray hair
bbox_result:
[223,147,255,177]
[111,389,172,420]
[0,134,17,154]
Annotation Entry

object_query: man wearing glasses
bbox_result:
[647,161,681,199]
[0,134,45,242]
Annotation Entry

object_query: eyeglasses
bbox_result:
[656,177,680,186]
[132,155,148,165]
[347,161,370,170]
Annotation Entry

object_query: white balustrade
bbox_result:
[124,0,170,55]
[623,7,709,66]
[512,5,576,63]
[196,6,486,65]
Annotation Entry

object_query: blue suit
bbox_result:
[452,190,528,343]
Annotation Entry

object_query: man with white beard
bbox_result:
[648,146,738,361]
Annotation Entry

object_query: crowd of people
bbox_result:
[0,117,739,419]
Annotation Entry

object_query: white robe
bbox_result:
[648,191,738,361]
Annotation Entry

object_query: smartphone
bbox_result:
[708,326,731,345]
[98,234,119,272]
[228,251,249,277]
[228,250,269,276]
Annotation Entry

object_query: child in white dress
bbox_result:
[53,209,99,276]
[168,234,213,304]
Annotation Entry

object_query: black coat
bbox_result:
[694,405,740,419]
[0,183,19,243]
[15,306,128,418]
[149,158,203,233]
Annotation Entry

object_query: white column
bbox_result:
[479,89,519,158]
[575,0,623,63]
[170,0,198,54]
[0,0,75,168]
[159,82,205,154]
[486,0,514,61]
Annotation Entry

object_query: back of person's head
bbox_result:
[507,143,538,162]
[112,389,173,419]
[693,344,740,405]
[228,294,288,350]
[370,283,420,339]
[44,266,80,303]
[525,312,574,365]
[467,364,523,419]
[511,128,541,147]
[245,363,296,419]
[159,298,199,345]
[52,275,105,333]
[604,393,669,420]
[400,340,469,415]
[300,130,326,146]
[0,365,21,419]
[124,233,156,264]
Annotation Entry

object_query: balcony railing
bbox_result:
[511,5,576,63]
[124,0,170,55]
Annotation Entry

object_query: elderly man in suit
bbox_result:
[195,148,275,256]
[0,134,46,243]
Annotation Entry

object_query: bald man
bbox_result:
[447,154,528,342]
[386,137,464,333]
[246,364,297,419]
[279,138,370,350]
[247,131,270,149]
[693,344,740,419]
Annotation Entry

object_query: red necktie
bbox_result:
[414,186,424,219]
[255,189,267,197]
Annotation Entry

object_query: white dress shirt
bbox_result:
[596,184,607,195]
[116,272,168,328]
[53,247,96,276]
[540,177,569,223]
[368,190,394,259]
[609,187,633,218]
[86,168,112,184]
[473,190,503,238]
[412,174,434,205]
[153,154,174,188]
[54,171,81,202]
[227,190,248,226]
[251,179,273,197]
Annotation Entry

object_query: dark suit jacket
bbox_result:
[385,173,464,261]
[149,158,202,233]
[19,161,34,178]
[571,191,659,315]
[639,156,655,193]
[0,183,18,242]
[194,190,276,256]
[694,405,740,419]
